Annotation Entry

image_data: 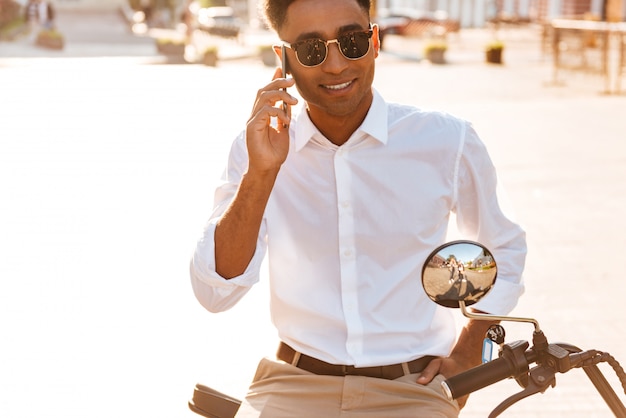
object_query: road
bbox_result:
[1,10,625,418]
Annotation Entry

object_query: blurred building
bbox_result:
[380,0,623,26]
[46,0,625,23]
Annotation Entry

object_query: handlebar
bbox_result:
[442,340,532,400]
[443,356,516,400]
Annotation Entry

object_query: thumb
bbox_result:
[416,357,442,385]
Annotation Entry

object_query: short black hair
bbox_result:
[261,0,371,32]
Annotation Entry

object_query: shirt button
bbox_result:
[340,201,350,208]
[344,249,353,258]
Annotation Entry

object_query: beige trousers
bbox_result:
[235,358,460,417]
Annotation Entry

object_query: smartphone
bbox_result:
[281,45,289,114]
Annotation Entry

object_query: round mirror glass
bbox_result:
[421,240,497,308]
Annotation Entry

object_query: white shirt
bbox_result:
[190,89,526,367]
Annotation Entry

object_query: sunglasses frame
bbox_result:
[282,25,375,68]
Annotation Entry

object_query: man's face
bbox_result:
[279,0,379,120]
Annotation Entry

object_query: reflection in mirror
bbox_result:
[422,241,497,308]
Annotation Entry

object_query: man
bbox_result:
[190,0,526,416]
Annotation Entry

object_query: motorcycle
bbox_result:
[189,241,626,418]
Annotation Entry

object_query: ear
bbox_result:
[272,45,287,74]
[371,24,380,58]
[273,45,282,60]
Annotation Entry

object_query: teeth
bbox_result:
[325,81,351,90]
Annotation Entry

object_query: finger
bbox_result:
[456,394,469,409]
[272,66,292,82]
[279,89,297,124]
[416,358,442,385]
[250,89,297,126]
[271,66,281,80]
[275,107,291,131]
[266,75,295,91]
[250,89,281,122]
[252,81,296,109]
[249,95,293,126]
[248,104,291,132]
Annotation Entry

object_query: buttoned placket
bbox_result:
[333,145,364,361]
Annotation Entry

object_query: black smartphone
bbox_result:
[281,45,289,114]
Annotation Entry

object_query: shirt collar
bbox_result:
[294,89,388,152]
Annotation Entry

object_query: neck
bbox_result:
[309,112,363,146]
[306,92,374,146]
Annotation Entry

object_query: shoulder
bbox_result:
[383,100,471,149]
[386,101,468,132]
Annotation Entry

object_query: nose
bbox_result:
[321,40,349,73]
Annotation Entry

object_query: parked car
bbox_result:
[375,9,460,49]
[194,6,241,39]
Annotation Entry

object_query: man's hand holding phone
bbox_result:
[245,47,296,174]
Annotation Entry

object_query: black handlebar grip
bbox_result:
[441,356,516,400]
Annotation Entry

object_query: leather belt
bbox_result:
[277,342,435,380]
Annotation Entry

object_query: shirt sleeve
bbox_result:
[189,132,268,313]
[454,122,527,315]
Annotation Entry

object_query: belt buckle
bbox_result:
[341,365,348,376]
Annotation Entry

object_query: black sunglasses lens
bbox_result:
[294,40,326,66]
[339,32,371,59]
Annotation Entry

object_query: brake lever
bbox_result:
[488,365,556,418]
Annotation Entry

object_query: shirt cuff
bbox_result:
[190,220,266,312]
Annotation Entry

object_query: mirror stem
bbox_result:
[459,301,541,333]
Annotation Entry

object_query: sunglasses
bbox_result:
[282,26,374,67]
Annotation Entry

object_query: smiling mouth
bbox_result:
[323,81,353,90]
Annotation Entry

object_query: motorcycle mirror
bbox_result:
[421,240,497,308]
